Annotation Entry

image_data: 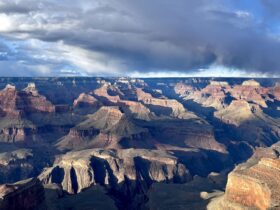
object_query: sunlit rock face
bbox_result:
[0,83,56,144]
[208,143,280,210]
[136,88,196,119]
[56,106,150,151]
[0,85,20,118]
[178,81,232,110]
[0,77,277,209]
[230,80,269,108]
[214,100,255,126]
[39,149,191,194]
[271,83,280,101]
[73,93,99,109]
[18,83,55,113]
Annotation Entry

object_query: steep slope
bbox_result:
[136,88,197,119]
[0,83,57,144]
[0,84,20,118]
[214,100,255,126]
[229,80,269,108]
[214,100,280,146]
[39,148,190,209]
[73,93,101,114]
[183,81,232,110]
[18,83,55,113]
[57,106,149,150]
[208,143,280,210]
[0,178,45,210]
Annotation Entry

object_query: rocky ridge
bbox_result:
[208,143,280,210]
[0,178,45,210]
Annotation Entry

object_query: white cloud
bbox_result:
[0,0,279,76]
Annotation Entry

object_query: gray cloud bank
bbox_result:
[0,0,279,76]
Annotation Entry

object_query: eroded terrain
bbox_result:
[0,77,278,210]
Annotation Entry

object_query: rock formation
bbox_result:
[0,84,20,118]
[19,83,55,113]
[214,99,280,146]
[174,83,194,95]
[93,83,122,104]
[182,81,232,110]
[136,88,196,119]
[242,79,261,87]
[208,143,280,210]
[56,106,149,150]
[73,93,99,108]
[39,149,191,194]
[230,80,269,108]
[0,77,277,209]
[0,178,45,210]
[0,148,34,183]
[214,100,255,126]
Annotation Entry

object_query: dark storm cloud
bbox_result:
[0,0,279,76]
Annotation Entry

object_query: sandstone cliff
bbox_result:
[208,143,280,210]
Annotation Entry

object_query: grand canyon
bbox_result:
[0,77,278,210]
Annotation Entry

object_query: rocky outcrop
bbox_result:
[0,118,37,144]
[174,83,194,95]
[39,149,191,194]
[242,79,261,87]
[56,106,149,150]
[230,80,269,108]
[0,148,34,183]
[271,83,280,101]
[0,178,45,210]
[182,81,232,110]
[73,93,99,108]
[0,85,21,118]
[0,83,57,144]
[0,83,55,116]
[208,143,280,210]
[93,83,122,104]
[214,100,280,146]
[118,100,155,121]
[214,100,255,126]
[18,83,55,113]
[151,120,227,153]
[136,88,196,119]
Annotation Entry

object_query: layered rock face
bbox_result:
[0,178,45,210]
[136,88,195,119]
[18,83,55,113]
[93,83,122,104]
[0,83,55,115]
[73,93,99,109]
[39,149,191,194]
[175,79,280,147]
[0,77,277,209]
[214,100,255,126]
[0,83,56,144]
[0,85,21,118]
[57,106,149,150]
[271,83,280,100]
[0,148,34,183]
[230,81,269,108]
[174,83,194,95]
[208,143,280,210]
[214,99,280,146]
[184,81,232,110]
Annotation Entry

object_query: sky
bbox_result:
[0,0,279,77]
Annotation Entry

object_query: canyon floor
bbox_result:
[0,77,279,210]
